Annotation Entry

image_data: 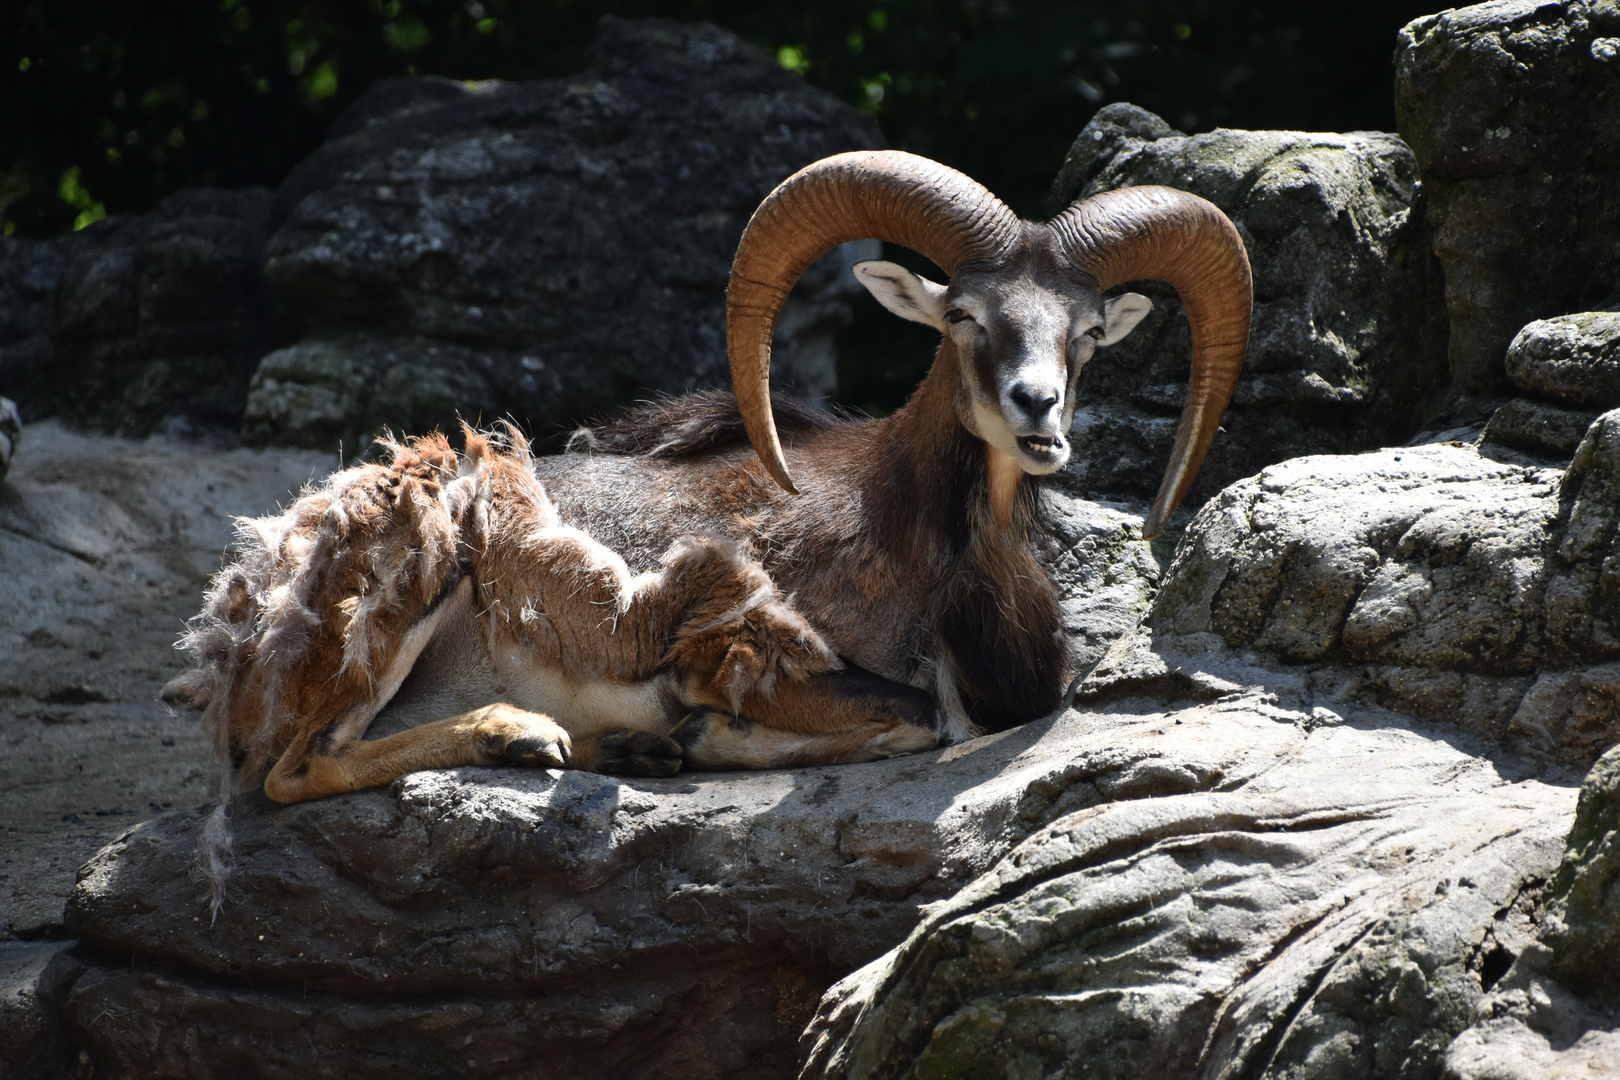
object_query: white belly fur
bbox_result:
[489,639,677,739]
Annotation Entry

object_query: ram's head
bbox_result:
[726,151,1252,538]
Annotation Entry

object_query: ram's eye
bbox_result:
[1085,325,1105,341]
[946,309,975,325]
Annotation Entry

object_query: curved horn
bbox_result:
[728,150,1020,492]
[1050,186,1252,539]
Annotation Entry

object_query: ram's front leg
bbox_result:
[672,662,941,770]
[263,703,572,804]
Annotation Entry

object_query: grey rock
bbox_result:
[1506,312,1620,409]
[0,397,18,483]
[1443,743,1620,1077]
[1143,421,1620,767]
[802,711,1573,1080]
[1543,743,1620,996]
[1036,492,1170,671]
[249,18,883,452]
[1396,1,1620,395]
[1445,950,1620,1080]
[59,700,1292,1079]
[0,941,80,1080]
[241,335,507,450]
[1483,397,1599,458]
[1048,103,1449,506]
[0,188,277,436]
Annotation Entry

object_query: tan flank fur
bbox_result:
[165,426,939,811]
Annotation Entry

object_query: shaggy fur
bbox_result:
[169,424,939,911]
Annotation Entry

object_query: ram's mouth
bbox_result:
[1018,434,1065,458]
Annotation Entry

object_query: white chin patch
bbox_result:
[971,402,1070,474]
[1014,434,1069,474]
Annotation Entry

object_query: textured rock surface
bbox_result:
[1396,1,1620,394]
[0,188,277,436]
[1481,396,1599,458]
[247,18,883,452]
[1445,948,1620,1080]
[60,701,1290,1080]
[1038,491,1170,671]
[1047,103,1449,505]
[1482,313,1620,459]
[1543,744,1620,996]
[1506,313,1620,410]
[0,941,77,1080]
[1140,419,1620,767]
[1442,744,1620,1079]
[0,421,330,940]
[801,720,1571,1080]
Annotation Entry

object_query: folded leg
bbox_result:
[672,662,940,770]
[265,703,572,803]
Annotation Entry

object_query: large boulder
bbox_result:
[1484,312,1620,458]
[0,188,278,436]
[1139,415,1620,768]
[802,725,1571,1080]
[59,698,1283,1080]
[245,18,883,452]
[1395,0,1620,395]
[1046,103,1449,506]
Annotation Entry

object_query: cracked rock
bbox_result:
[247,18,882,453]
[802,715,1573,1080]
[1143,423,1620,767]
[1396,1,1620,394]
[1048,103,1449,506]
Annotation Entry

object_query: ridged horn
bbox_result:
[727,150,1021,492]
[1050,186,1252,539]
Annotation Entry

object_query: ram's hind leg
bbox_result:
[263,703,572,803]
[672,663,940,770]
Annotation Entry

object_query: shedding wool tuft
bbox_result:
[175,430,477,904]
[169,422,843,905]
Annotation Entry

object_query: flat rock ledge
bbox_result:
[60,699,1295,1079]
[48,694,1612,1080]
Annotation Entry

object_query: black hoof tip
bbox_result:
[597,728,684,777]
[503,733,570,768]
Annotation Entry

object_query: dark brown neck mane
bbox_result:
[861,346,1069,731]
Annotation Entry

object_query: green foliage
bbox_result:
[57,165,107,230]
[0,0,1441,410]
[3,0,1441,238]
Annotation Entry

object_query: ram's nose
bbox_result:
[1004,380,1062,434]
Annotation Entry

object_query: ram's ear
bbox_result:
[853,261,950,331]
[1099,292,1153,345]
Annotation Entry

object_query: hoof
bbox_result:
[597,728,684,777]
[471,705,572,768]
[667,706,737,751]
[502,730,572,768]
